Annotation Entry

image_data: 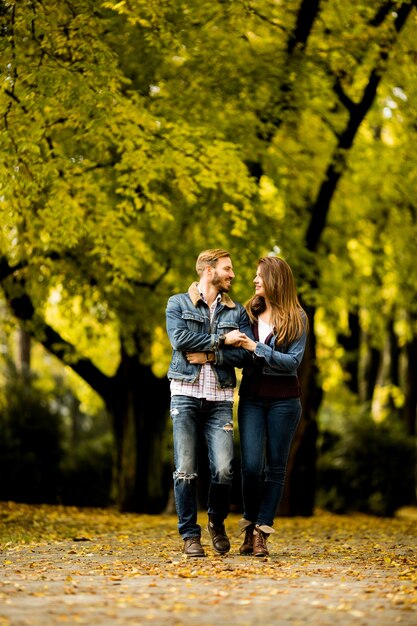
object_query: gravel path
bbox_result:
[1,506,416,625]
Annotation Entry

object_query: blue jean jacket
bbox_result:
[244,313,307,379]
[166,282,252,389]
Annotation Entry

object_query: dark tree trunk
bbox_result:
[5,282,173,513]
[277,2,413,517]
[337,311,360,395]
[403,334,417,437]
[18,326,31,379]
[108,349,171,512]
[386,317,401,416]
[388,318,400,388]
[362,342,381,403]
[278,303,320,517]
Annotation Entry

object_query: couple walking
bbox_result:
[165,249,307,557]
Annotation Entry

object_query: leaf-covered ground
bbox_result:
[0,502,416,626]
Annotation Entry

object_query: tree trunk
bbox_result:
[403,334,417,437]
[278,303,320,517]
[108,349,171,512]
[388,318,400,388]
[337,311,360,395]
[18,326,32,380]
[387,317,401,416]
[361,340,381,403]
[5,281,173,513]
[278,2,414,517]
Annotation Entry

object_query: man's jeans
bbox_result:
[170,395,234,539]
[238,397,302,527]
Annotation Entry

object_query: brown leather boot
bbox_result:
[183,537,205,557]
[207,516,230,554]
[253,526,269,557]
[239,524,254,555]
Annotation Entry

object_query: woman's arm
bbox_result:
[252,332,307,372]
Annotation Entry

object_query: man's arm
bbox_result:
[166,295,217,352]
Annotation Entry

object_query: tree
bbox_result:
[0,0,258,511]
[1,0,416,512]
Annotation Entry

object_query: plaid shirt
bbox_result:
[170,290,234,402]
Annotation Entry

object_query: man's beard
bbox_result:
[212,272,231,292]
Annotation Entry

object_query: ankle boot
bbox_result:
[239,521,255,555]
[183,536,205,557]
[207,515,230,554]
[253,525,269,557]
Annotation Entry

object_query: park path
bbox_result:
[1,503,416,625]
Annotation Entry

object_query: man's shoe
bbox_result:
[207,516,230,554]
[183,537,205,557]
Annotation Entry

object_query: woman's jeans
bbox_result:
[170,395,234,539]
[238,396,301,527]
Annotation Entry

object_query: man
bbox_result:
[166,249,251,557]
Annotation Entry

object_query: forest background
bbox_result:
[0,0,416,519]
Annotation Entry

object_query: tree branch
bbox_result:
[254,0,322,145]
[368,1,396,27]
[30,314,113,400]
[0,257,28,282]
[287,0,321,54]
[305,2,414,253]
[333,77,356,114]
[3,278,113,401]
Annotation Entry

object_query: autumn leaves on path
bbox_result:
[1,503,416,625]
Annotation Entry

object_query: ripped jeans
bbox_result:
[170,395,234,539]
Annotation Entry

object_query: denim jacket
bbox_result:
[166,282,252,388]
[244,313,307,378]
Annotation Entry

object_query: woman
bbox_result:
[228,256,308,557]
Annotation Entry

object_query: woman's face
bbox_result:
[254,266,265,298]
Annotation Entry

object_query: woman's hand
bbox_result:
[225,330,256,351]
[224,329,246,346]
[236,334,257,351]
[184,329,258,364]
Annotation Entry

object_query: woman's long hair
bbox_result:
[246,256,307,345]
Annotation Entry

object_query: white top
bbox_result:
[258,317,273,343]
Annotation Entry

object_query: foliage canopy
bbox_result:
[1,0,416,509]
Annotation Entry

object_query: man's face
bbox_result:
[211,256,235,292]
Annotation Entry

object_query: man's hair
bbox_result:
[196,249,231,276]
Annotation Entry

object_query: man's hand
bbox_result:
[186,352,213,364]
